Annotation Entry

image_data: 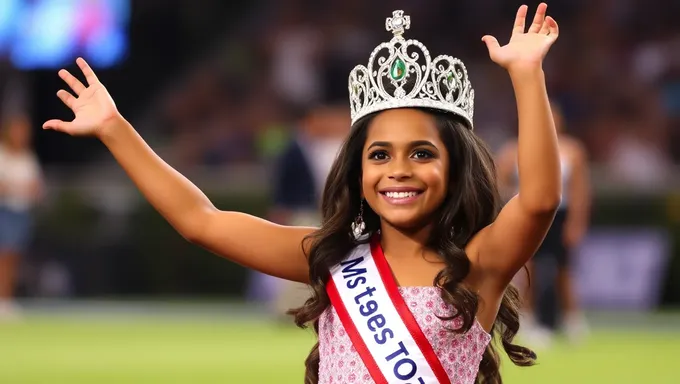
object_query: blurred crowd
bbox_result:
[143,0,679,188]
[0,0,679,310]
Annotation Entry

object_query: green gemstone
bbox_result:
[446,71,454,83]
[390,59,406,80]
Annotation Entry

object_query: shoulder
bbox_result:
[27,151,41,165]
[561,136,588,164]
[21,151,42,172]
[274,140,311,180]
[277,138,304,162]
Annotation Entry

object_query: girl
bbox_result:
[43,4,560,383]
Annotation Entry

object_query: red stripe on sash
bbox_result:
[327,277,388,384]
[370,236,452,384]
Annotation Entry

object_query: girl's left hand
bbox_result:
[482,3,559,72]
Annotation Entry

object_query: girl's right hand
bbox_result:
[42,57,121,139]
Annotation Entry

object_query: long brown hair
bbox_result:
[289,108,536,383]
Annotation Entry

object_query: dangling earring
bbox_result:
[351,199,367,240]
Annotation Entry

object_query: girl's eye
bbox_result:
[368,150,389,160]
[412,149,434,159]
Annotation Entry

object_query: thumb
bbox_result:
[481,35,500,52]
[43,119,70,134]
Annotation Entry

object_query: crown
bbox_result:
[348,10,475,129]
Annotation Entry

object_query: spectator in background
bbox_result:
[0,112,44,319]
[497,101,591,347]
[247,101,348,319]
[270,102,348,223]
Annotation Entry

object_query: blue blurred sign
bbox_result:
[573,228,671,310]
[0,0,130,69]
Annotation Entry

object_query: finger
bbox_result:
[539,19,550,35]
[546,16,559,37]
[512,5,529,35]
[481,35,501,52]
[58,69,86,96]
[42,119,71,133]
[528,3,548,33]
[56,89,77,110]
[76,57,99,86]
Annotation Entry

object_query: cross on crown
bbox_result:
[385,10,410,37]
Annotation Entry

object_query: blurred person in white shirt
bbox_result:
[251,102,347,319]
[497,101,591,347]
[0,112,44,319]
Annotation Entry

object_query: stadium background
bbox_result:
[1,0,679,382]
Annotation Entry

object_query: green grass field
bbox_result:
[1,302,679,383]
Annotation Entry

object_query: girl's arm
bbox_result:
[43,58,313,283]
[472,3,561,289]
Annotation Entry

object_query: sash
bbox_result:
[326,237,450,384]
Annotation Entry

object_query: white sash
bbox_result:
[326,237,450,384]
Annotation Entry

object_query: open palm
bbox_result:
[42,58,119,137]
[482,3,559,71]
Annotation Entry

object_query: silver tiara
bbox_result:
[348,10,474,129]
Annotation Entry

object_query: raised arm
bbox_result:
[43,58,313,283]
[473,3,561,288]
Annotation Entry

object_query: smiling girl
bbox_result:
[43,4,560,383]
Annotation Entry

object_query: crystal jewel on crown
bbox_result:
[348,10,475,129]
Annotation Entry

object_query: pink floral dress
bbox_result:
[318,286,491,383]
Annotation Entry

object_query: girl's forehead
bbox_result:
[365,110,441,146]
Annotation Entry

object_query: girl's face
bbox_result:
[361,108,449,230]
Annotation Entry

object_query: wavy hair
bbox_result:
[289,108,535,384]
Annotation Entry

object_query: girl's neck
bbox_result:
[1,142,26,155]
[378,222,432,259]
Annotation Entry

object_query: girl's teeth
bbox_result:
[385,191,418,198]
